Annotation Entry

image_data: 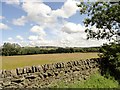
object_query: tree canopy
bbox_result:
[77,1,120,81]
[78,1,120,41]
[1,42,100,56]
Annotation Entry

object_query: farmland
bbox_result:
[1,52,99,70]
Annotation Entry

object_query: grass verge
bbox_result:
[50,72,119,88]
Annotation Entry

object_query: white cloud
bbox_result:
[16,35,23,40]
[3,1,109,47]
[22,1,55,25]
[0,16,5,19]
[28,35,38,41]
[0,23,10,30]
[8,37,13,41]
[12,16,27,26]
[21,0,79,27]
[61,22,85,34]
[30,25,46,36]
[4,0,20,5]
[52,0,79,18]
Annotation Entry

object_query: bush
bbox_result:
[99,42,120,81]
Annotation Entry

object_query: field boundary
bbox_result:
[0,58,101,88]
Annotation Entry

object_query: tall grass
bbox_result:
[50,72,119,88]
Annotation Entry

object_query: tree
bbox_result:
[78,1,120,80]
[2,43,21,56]
[78,1,120,40]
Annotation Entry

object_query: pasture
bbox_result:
[1,53,99,70]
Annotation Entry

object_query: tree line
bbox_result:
[0,43,100,56]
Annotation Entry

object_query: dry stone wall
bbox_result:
[0,58,101,89]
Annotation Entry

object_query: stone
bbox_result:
[48,64,54,70]
[3,81,11,86]
[16,68,23,75]
[74,61,78,66]
[1,70,8,78]
[1,70,11,78]
[36,65,43,72]
[0,58,101,88]
[5,70,12,77]
[42,73,48,78]
[25,75,37,79]
[32,66,37,73]
[54,71,59,76]
[55,63,61,68]
[67,62,72,67]
[47,71,54,77]
[38,73,44,79]
[85,65,90,69]
[72,67,80,72]
[22,68,27,74]
[11,69,17,77]
[60,62,64,68]
[0,70,2,77]
[25,66,32,73]
[6,85,18,88]
[11,77,24,83]
[43,64,49,71]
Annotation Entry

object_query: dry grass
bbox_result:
[1,53,99,70]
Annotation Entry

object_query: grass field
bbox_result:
[1,53,99,70]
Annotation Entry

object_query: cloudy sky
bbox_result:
[0,0,108,47]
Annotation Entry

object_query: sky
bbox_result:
[0,0,109,47]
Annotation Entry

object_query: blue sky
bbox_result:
[0,0,108,47]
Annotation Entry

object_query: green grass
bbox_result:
[50,73,119,88]
[1,53,99,70]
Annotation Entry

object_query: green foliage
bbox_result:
[2,42,100,56]
[78,0,120,83]
[99,43,120,82]
[2,43,21,56]
[50,73,119,88]
[78,1,120,40]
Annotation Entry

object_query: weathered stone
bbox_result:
[23,68,27,74]
[61,62,64,68]
[16,68,23,75]
[11,77,24,83]
[67,62,72,67]
[72,66,80,72]
[36,65,43,72]
[0,70,2,78]
[32,66,37,73]
[1,58,101,88]
[54,71,59,76]
[3,81,11,86]
[5,70,12,77]
[11,69,17,77]
[43,64,49,71]
[85,65,90,69]
[55,63,61,68]
[47,71,54,77]
[42,73,48,78]
[1,70,12,78]
[25,74,37,79]
[73,61,78,66]
[6,85,18,88]
[25,66,32,73]
[38,73,44,79]
[48,64,54,70]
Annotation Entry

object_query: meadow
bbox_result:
[1,52,99,70]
